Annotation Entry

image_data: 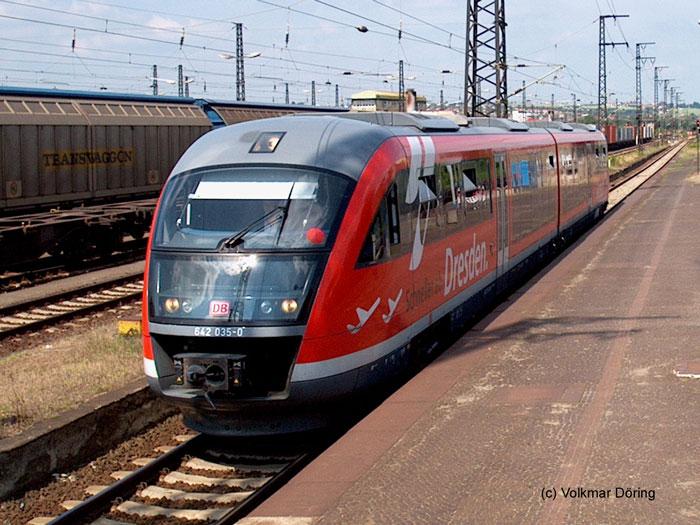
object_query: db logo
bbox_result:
[209,300,230,317]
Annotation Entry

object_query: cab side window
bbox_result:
[358,183,402,265]
[358,198,389,265]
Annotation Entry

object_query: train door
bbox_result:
[495,152,509,276]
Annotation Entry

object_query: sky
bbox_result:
[0,0,697,109]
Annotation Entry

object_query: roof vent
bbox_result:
[467,117,529,131]
[333,111,460,132]
[569,123,598,132]
[528,121,574,131]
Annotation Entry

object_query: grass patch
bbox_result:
[608,142,667,174]
[0,324,143,439]
[678,139,700,161]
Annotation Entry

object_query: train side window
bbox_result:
[437,164,460,224]
[358,199,389,265]
[459,158,492,225]
[495,158,507,188]
[386,183,401,245]
[419,170,438,214]
[548,155,555,168]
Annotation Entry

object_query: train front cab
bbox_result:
[142,164,360,433]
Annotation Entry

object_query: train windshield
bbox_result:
[153,167,353,251]
[148,252,322,323]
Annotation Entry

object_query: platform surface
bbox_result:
[246,147,700,525]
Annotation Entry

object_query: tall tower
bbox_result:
[465,0,508,117]
[177,65,184,97]
[597,14,628,129]
[151,65,158,96]
[235,23,245,101]
[398,60,405,112]
[653,66,667,138]
[635,42,654,146]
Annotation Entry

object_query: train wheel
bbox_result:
[94,227,121,255]
[54,227,92,260]
[125,224,147,240]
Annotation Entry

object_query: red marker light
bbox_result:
[306,227,326,244]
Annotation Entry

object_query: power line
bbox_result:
[522,19,597,57]
[0,0,243,47]
[310,0,462,52]
[0,14,462,84]
[255,0,413,44]
[370,0,463,42]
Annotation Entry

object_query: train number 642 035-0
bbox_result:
[192,326,246,337]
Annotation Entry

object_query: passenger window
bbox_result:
[495,159,507,188]
[460,159,491,206]
[418,172,438,218]
[386,183,401,246]
[438,164,460,224]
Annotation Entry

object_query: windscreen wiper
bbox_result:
[219,207,285,251]
[274,183,295,245]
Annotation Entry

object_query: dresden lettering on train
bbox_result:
[444,234,489,296]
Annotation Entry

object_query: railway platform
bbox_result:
[244,148,700,524]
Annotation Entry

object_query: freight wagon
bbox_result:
[0,87,345,267]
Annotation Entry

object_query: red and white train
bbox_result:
[142,113,608,434]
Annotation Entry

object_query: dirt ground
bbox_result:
[0,415,189,524]
[0,302,144,438]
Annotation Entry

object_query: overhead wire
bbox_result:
[257,0,462,54]
[0,1,641,107]
[0,1,455,73]
[370,0,463,42]
[0,17,455,90]
[310,0,461,53]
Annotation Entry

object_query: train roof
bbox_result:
[0,86,344,112]
[171,113,605,181]
[200,98,345,112]
[172,115,395,181]
[0,86,194,104]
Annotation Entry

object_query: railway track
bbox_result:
[0,238,147,292]
[609,140,682,191]
[607,137,667,158]
[34,433,311,525]
[607,139,687,209]
[0,274,143,339]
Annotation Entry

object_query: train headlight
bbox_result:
[164,297,180,313]
[181,300,193,314]
[259,301,273,315]
[281,299,298,314]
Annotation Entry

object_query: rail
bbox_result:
[44,434,311,525]
[0,273,143,339]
